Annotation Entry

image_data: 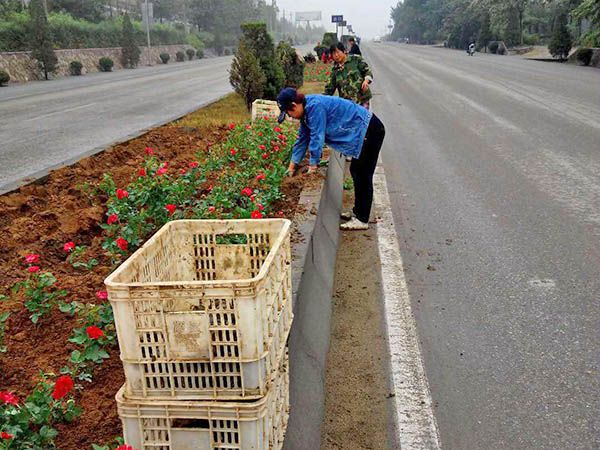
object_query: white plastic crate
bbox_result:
[117,355,289,450]
[251,99,295,123]
[105,219,292,400]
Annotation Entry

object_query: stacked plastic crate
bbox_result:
[105,219,293,450]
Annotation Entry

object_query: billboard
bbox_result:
[295,11,322,22]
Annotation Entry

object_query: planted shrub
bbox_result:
[186,48,195,60]
[0,70,10,86]
[229,39,265,110]
[69,60,83,76]
[29,0,58,80]
[121,13,141,68]
[197,49,204,59]
[160,52,170,64]
[576,48,593,66]
[98,56,114,72]
[549,12,572,61]
[224,48,231,56]
[176,51,185,62]
[497,46,506,55]
[276,41,304,88]
[239,23,284,100]
[489,41,499,54]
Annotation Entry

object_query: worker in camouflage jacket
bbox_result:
[324,42,374,109]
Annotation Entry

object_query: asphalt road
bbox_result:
[0,57,232,193]
[365,43,600,450]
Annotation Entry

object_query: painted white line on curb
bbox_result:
[374,166,442,450]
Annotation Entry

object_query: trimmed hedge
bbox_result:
[0,11,200,52]
[0,70,10,86]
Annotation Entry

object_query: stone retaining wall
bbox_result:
[0,44,195,83]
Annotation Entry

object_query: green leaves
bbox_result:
[12,271,67,323]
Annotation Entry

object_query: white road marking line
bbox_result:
[24,102,97,122]
[374,167,442,450]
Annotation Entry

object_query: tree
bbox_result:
[239,22,284,99]
[121,13,141,69]
[276,41,304,88]
[29,0,57,80]
[50,0,104,22]
[548,11,572,60]
[229,39,265,110]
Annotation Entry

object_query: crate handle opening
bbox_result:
[172,418,210,429]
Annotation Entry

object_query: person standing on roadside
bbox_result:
[324,42,373,109]
[277,88,386,230]
[348,36,362,56]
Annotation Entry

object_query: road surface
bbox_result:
[365,43,600,450]
[0,57,232,193]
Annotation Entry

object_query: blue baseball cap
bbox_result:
[277,87,298,123]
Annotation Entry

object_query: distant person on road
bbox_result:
[468,42,475,56]
[348,36,362,56]
[277,88,386,230]
[324,42,374,109]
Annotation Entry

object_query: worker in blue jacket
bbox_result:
[277,87,386,230]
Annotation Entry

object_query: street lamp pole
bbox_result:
[144,0,151,64]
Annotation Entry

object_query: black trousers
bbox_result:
[350,114,386,223]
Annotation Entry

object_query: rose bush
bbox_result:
[304,61,332,83]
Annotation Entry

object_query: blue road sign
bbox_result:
[332,15,344,23]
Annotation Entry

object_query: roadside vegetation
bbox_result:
[390,0,600,58]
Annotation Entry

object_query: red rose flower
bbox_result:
[51,375,74,400]
[116,237,128,251]
[263,115,269,120]
[0,391,19,406]
[95,290,108,300]
[138,168,146,177]
[208,206,216,213]
[156,167,167,177]
[241,187,253,197]
[229,123,235,130]
[63,241,75,252]
[208,184,213,192]
[107,214,119,225]
[145,147,154,155]
[259,144,266,151]
[257,203,265,211]
[116,445,137,450]
[86,326,104,340]
[274,126,282,133]
[277,211,285,217]
[256,173,266,181]
[246,124,252,130]
[251,210,263,219]
[262,153,269,160]
[278,134,286,141]
[230,148,237,156]
[180,169,187,175]
[116,189,129,200]
[1,432,13,440]
[165,204,176,216]
[273,145,280,152]
[27,266,40,273]
[189,162,199,169]
[258,132,264,137]
[25,254,40,264]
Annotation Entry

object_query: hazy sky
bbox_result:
[274,0,396,39]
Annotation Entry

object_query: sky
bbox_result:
[274,0,397,39]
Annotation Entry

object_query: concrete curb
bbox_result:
[285,152,345,450]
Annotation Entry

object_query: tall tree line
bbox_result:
[391,0,599,49]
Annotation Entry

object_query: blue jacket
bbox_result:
[291,95,373,166]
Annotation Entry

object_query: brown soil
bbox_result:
[0,120,308,448]
[320,189,398,450]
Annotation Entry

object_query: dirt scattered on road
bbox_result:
[321,191,398,450]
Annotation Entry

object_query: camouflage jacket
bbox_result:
[324,55,373,105]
